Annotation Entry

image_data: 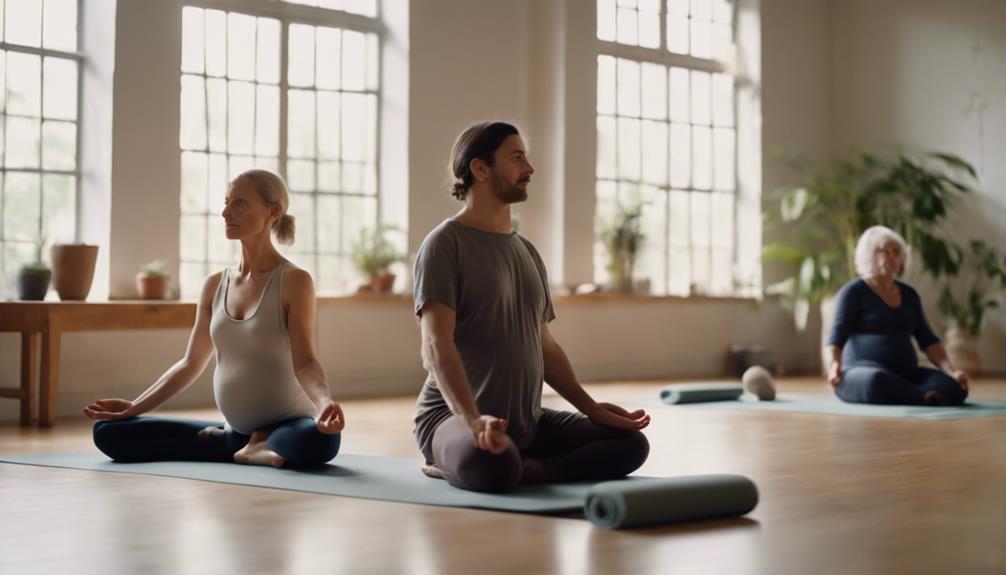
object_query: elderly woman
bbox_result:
[824,225,970,406]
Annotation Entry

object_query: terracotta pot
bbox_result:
[16,268,51,301]
[944,326,981,375]
[370,273,396,293]
[135,273,169,300]
[51,244,99,301]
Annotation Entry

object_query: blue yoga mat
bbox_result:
[666,393,1006,420]
[0,452,758,528]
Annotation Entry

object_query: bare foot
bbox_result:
[521,458,551,484]
[923,390,943,406]
[198,425,225,440]
[233,431,284,468]
[421,464,446,480]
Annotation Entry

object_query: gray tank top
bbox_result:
[209,260,317,434]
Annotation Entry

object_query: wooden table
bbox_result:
[0,301,196,427]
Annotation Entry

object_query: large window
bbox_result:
[595,0,736,296]
[0,0,80,279]
[179,0,380,298]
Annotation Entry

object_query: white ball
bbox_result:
[742,365,776,401]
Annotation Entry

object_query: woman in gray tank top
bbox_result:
[84,170,344,468]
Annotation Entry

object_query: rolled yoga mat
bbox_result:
[660,382,744,404]
[585,474,758,529]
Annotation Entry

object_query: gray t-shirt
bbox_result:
[413,218,556,461]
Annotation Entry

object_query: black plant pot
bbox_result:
[16,268,52,301]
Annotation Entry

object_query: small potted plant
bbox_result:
[350,225,405,293]
[16,239,51,301]
[936,240,1006,374]
[136,259,171,300]
[600,202,645,293]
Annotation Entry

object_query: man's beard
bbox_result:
[490,172,528,204]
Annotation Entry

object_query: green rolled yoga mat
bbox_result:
[660,382,744,404]
[585,474,758,529]
[0,452,759,529]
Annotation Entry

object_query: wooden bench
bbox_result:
[0,301,196,427]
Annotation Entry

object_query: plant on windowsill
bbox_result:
[16,239,51,301]
[936,240,1006,374]
[136,259,171,300]
[600,202,645,293]
[350,225,405,293]
[762,149,976,370]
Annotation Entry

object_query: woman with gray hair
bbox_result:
[823,225,969,405]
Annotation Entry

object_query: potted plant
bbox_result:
[763,149,975,370]
[350,225,405,293]
[600,202,645,293]
[16,240,52,301]
[136,259,171,300]
[936,240,1006,374]
[51,243,100,301]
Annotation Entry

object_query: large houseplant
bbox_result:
[350,225,405,293]
[936,240,1006,373]
[763,149,976,367]
[16,239,52,301]
[600,202,645,293]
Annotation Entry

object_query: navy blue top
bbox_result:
[826,278,940,375]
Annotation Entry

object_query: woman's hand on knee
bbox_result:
[952,370,970,391]
[585,402,651,431]
[315,401,346,435]
[468,415,511,454]
[83,398,136,421]
[827,361,843,389]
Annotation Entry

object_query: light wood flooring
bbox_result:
[2,377,1005,575]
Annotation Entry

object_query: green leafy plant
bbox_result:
[937,240,1006,336]
[600,202,645,291]
[350,225,405,278]
[140,259,170,277]
[764,149,975,329]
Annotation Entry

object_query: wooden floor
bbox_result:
[2,377,1005,575]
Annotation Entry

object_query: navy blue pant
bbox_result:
[93,416,340,468]
[430,408,650,493]
[836,362,968,406]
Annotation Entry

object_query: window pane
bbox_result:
[690,191,710,248]
[180,75,206,150]
[669,67,689,122]
[257,18,281,84]
[638,186,666,293]
[669,123,689,187]
[41,121,75,170]
[181,8,205,74]
[227,13,255,81]
[669,246,690,295]
[288,159,316,192]
[255,84,279,157]
[341,196,377,255]
[341,93,366,162]
[690,70,711,125]
[3,172,40,241]
[206,78,227,152]
[342,30,366,91]
[180,262,207,300]
[714,0,733,23]
[638,10,660,49]
[667,15,688,54]
[693,126,712,190]
[43,58,77,120]
[181,151,209,215]
[43,0,77,52]
[42,174,75,244]
[345,0,377,17]
[690,18,711,59]
[714,22,733,62]
[616,7,638,45]
[227,81,255,155]
[597,0,616,41]
[641,120,667,186]
[668,189,689,246]
[711,192,734,248]
[713,128,735,192]
[6,0,42,47]
[616,58,640,117]
[317,194,340,252]
[597,56,616,115]
[316,27,342,90]
[366,33,379,91]
[8,52,41,116]
[616,117,640,180]
[319,160,340,192]
[205,10,227,77]
[596,116,617,179]
[640,63,666,120]
[6,116,40,168]
[318,91,340,159]
[288,89,316,158]
[289,24,315,88]
[713,73,734,126]
[288,192,314,253]
[342,162,363,194]
[207,218,234,263]
[208,153,229,209]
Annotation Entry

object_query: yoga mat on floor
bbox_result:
[0,452,758,528]
[660,382,744,404]
[664,393,1006,420]
[586,474,758,529]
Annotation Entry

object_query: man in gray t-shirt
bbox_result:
[413,121,650,493]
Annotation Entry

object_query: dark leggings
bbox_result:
[92,416,341,468]
[836,362,968,406]
[429,408,650,493]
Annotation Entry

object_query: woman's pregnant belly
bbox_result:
[843,332,919,375]
[213,358,316,434]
